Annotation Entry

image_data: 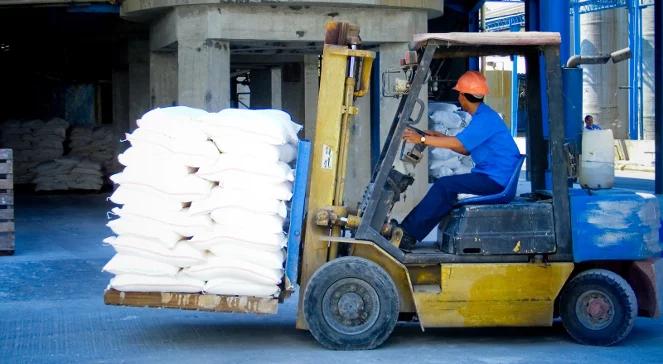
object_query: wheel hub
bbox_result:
[337,292,364,320]
[587,297,611,319]
[322,278,380,335]
[576,290,615,330]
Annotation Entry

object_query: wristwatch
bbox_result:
[420,136,426,144]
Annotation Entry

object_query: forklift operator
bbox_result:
[398,71,521,250]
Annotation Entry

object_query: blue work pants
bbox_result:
[401,172,503,241]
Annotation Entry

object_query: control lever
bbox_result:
[400,124,428,165]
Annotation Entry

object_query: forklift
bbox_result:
[105,22,663,350]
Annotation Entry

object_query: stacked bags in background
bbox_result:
[0,118,69,183]
[33,158,104,191]
[103,106,300,298]
[68,126,118,174]
[0,118,120,189]
[428,102,474,179]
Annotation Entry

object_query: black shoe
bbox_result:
[399,232,418,251]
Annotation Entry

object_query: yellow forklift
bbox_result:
[106,22,663,350]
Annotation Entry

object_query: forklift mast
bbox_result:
[295,22,375,329]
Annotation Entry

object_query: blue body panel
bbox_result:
[570,188,662,262]
[286,140,312,285]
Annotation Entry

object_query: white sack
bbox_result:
[431,110,463,129]
[430,166,454,179]
[110,168,213,200]
[109,185,185,212]
[454,166,473,175]
[107,217,183,247]
[203,108,301,145]
[120,136,219,169]
[190,229,286,251]
[102,254,180,276]
[428,103,475,179]
[111,207,213,237]
[183,256,282,284]
[430,158,462,171]
[191,239,286,253]
[428,102,459,114]
[212,134,297,163]
[137,107,209,142]
[110,274,204,293]
[204,278,280,297]
[196,154,294,183]
[216,171,293,200]
[114,157,194,177]
[206,245,284,270]
[188,187,287,217]
[209,209,284,233]
[460,155,474,167]
[430,148,458,161]
[104,235,205,267]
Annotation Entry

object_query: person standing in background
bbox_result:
[584,115,601,130]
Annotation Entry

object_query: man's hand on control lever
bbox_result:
[425,130,445,137]
[402,126,469,155]
[402,127,446,143]
[402,127,427,144]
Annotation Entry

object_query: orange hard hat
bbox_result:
[452,71,489,97]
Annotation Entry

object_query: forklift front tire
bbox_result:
[559,269,637,346]
[303,256,399,350]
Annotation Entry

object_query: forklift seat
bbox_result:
[456,154,526,206]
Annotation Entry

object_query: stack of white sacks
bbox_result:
[0,118,69,183]
[68,126,118,174]
[428,102,474,179]
[33,157,104,191]
[103,106,300,298]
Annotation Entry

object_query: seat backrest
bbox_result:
[500,154,526,202]
[456,154,526,206]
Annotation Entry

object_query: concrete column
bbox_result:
[271,67,282,109]
[281,62,305,124]
[250,67,282,109]
[128,38,150,130]
[251,69,270,108]
[177,38,230,112]
[379,42,429,221]
[303,54,320,140]
[150,51,178,108]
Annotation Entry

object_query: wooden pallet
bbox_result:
[104,289,279,314]
[0,149,14,255]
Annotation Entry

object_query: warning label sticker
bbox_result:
[322,145,333,170]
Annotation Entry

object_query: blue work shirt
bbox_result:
[585,124,601,130]
[456,103,520,187]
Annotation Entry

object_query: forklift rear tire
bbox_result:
[303,256,399,350]
[559,269,637,346]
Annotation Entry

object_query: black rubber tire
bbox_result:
[559,269,637,346]
[303,256,399,350]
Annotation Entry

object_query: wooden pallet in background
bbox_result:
[0,149,14,255]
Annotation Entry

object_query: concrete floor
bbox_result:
[2,174,663,363]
